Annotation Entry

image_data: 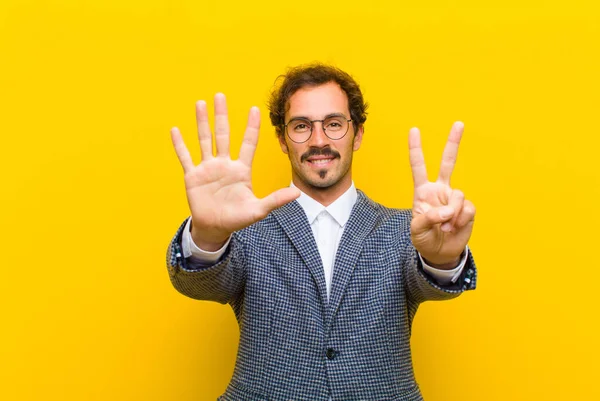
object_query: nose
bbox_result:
[308,121,329,147]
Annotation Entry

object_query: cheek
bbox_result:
[341,139,356,157]
[289,145,304,159]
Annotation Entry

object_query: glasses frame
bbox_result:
[283,117,353,144]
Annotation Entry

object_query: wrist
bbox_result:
[190,222,230,252]
[423,257,461,270]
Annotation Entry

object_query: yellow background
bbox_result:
[1,0,599,400]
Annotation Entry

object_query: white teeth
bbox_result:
[310,159,332,165]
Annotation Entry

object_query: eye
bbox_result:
[324,118,345,131]
[289,119,311,132]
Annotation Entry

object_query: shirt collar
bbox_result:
[292,182,358,227]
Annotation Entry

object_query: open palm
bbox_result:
[170,94,300,250]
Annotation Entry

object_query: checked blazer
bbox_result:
[166,190,477,401]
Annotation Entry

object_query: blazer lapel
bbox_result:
[326,190,378,328]
[272,201,329,306]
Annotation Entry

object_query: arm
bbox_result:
[404,244,477,305]
[166,217,245,304]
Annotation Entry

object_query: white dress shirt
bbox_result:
[181,183,468,291]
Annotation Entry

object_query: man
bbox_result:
[166,64,477,400]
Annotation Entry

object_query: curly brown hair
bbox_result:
[268,63,368,139]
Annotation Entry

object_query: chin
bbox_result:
[304,171,341,189]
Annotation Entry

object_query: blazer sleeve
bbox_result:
[165,218,247,305]
[403,242,477,305]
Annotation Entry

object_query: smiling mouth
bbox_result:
[301,147,341,164]
[306,157,336,166]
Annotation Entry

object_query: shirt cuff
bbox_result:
[419,246,469,285]
[181,217,231,263]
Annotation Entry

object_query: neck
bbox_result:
[292,173,353,207]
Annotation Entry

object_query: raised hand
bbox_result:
[170,94,300,251]
[409,122,476,267]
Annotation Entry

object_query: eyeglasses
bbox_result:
[283,115,353,143]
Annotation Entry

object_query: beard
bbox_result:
[291,145,353,189]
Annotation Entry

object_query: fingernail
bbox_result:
[441,222,452,232]
[439,207,454,219]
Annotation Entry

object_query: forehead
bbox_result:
[286,81,349,119]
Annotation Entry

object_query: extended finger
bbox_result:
[437,121,464,185]
[409,127,428,187]
[441,189,464,232]
[256,187,301,219]
[195,100,214,161]
[238,106,261,167]
[170,127,195,173]
[454,199,476,229]
[411,205,455,235]
[214,93,230,158]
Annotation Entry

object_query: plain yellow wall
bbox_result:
[1,1,599,400]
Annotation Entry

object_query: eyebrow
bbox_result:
[288,112,348,121]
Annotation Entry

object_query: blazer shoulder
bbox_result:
[358,190,412,224]
[233,208,288,243]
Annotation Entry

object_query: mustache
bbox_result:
[301,147,341,162]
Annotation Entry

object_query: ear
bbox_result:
[278,133,289,154]
[352,125,365,151]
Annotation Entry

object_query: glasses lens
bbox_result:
[323,116,349,139]
[286,118,312,143]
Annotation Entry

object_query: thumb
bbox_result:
[257,187,301,218]
[412,206,455,234]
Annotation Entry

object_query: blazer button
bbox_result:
[326,348,336,360]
